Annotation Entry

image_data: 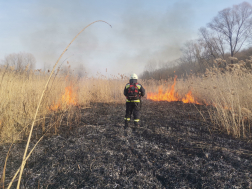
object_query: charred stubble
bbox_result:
[1,100,251,188]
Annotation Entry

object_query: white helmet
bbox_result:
[130,73,138,79]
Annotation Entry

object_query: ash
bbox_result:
[1,100,251,188]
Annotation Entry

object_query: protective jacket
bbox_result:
[124,79,145,127]
[124,79,145,102]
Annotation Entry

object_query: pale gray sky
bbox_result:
[0,0,247,77]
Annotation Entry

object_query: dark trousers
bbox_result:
[124,102,141,123]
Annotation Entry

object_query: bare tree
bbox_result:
[181,40,209,72]
[199,27,226,59]
[207,2,252,58]
[3,52,36,72]
[142,2,252,79]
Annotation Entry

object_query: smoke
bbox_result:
[113,0,195,76]
[20,0,195,77]
[21,0,99,74]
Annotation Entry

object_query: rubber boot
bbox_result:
[124,120,128,129]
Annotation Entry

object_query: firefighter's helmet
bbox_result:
[130,73,138,79]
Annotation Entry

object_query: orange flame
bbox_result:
[147,76,201,104]
[49,86,77,111]
[62,86,77,106]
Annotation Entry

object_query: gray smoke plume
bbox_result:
[114,0,195,76]
[21,0,195,77]
[21,0,100,75]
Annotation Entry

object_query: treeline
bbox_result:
[0,52,87,78]
[140,1,252,80]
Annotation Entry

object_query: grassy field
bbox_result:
[0,57,252,144]
[0,59,252,189]
[146,58,252,138]
[176,58,252,138]
[0,67,128,144]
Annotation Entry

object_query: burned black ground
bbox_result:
[1,100,252,188]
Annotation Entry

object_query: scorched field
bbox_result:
[1,99,251,188]
[1,62,252,188]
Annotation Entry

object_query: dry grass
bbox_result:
[0,68,49,143]
[166,57,252,138]
[139,57,252,138]
[0,66,129,187]
[78,75,127,104]
[1,57,252,144]
[0,69,129,144]
[1,52,251,188]
[2,20,113,189]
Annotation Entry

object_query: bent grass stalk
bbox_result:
[7,118,60,189]
[1,116,50,188]
[6,20,112,189]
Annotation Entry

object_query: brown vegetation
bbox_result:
[1,55,252,144]
[0,67,128,144]
[1,2,252,186]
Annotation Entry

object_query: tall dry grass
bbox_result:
[0,69,129,144]
[0,67,129,187]
[168,57,252,138]
[15,21,112,189]
[78,74,127,104]
[1,57,251,142]
[0,67,50,144]
[1,48,251,187]
[140,57,252,138]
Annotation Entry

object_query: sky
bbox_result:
[0,0,248,77]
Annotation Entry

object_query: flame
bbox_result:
[147,76,234,110]
[62,86,77,106]
[182,91,199,104]
[49,86,77,111]
[147,76,201,104]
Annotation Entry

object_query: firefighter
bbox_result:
[124,73,145,129]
